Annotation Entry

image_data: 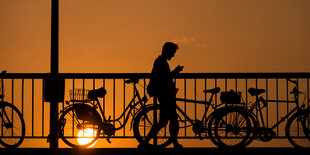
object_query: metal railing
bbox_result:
[0,73,309,147]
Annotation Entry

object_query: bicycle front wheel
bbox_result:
[285,109,310,148]
[133,105,176,148]
[0,102,25,148]
[58,106,101,148]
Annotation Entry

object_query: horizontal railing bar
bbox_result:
[1,72,310,79]
[18,136,305,139]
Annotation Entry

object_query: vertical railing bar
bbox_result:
[82,79,85,138]
[123,79,126,136]
[1,77,3,103]
[276,78,279,135]
[22,79,24,116]
[215,78,217,106]
[245,78,248,108]
[72,78,75,137]
[266,78,268,128]
[184,78,186,137]
[204,78,207,102]
[1,77,2,137]
[11,79,14,136]
[194,78,197,138]
[204,78,207,137]
[132,79,135,119]
[143,78,146,137]
[92,78,95,138]
[235,78,237,92]
[32,78,34,137]
[82,78,85,103]
[0,76,2,137]
[297,78,300,137]
[143,78,146,96]
[194,78,197,123]
[225,78,227,92]
[93,78,95,89]
[103,79,105,116]
[42,79,44,137]
[307,78,309,109]
[286,78,289,121]
[307,78,309,128]
[255,78,258,118]
[113,79,115,126]
[11,79,14,106]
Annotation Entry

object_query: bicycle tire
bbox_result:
[133,105,176,148]
[0,102,25,148]
[211,107,252,148]
[285,109,310,148]
[58,105,101,148]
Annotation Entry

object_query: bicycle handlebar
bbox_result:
[125,78,139,84]
[1,70,7,75]
[286,78,297,85]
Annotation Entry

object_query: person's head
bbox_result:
[162,42,179,60]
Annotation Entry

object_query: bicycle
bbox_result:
[213,78,310,148]
[0,71,26,148]
[133,87,253,148]
[57,77,151,148]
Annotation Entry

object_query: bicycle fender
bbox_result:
[211,106,250,117]
[0,101,11,108]
[129,104,158,130]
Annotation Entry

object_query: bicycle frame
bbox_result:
[249,79,306,132]
[0,102,13,127]
[175,91,221,129]
[81,82,149,131]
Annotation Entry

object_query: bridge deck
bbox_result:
[0,148,308,155]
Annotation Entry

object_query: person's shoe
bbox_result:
[138,142,153,149]
[173,143,183,149]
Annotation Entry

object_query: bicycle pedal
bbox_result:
[106,138,111,144]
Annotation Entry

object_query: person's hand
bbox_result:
[174,65,184,73]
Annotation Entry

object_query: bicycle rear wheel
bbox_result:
[0,102,25,148]
[133,105,176,148]
[285,109,310,148]
[212,108,252,148]
[58,106,101,148]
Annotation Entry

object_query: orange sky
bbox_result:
[0,0,310,148]
[0,0,310,73]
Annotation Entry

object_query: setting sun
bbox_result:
[77,128,97,147]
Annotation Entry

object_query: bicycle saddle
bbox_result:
[248,88,265,96]
[203,87,220,94]
[88,87,107,99]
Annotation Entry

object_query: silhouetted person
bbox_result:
[139,42,184,149]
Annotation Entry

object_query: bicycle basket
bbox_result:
[220,90,241,104]
[69,89,89,101]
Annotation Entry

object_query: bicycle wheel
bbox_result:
[133,105,176,148]
[285,109,310,148]
[58,105,101,148]
[212,107,252,148]
[0,102,25,148]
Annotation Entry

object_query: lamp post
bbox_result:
[50,0,59,148]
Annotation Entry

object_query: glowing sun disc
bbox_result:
[77,128,97,147]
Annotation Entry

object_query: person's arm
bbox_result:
[171,65,184,75]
